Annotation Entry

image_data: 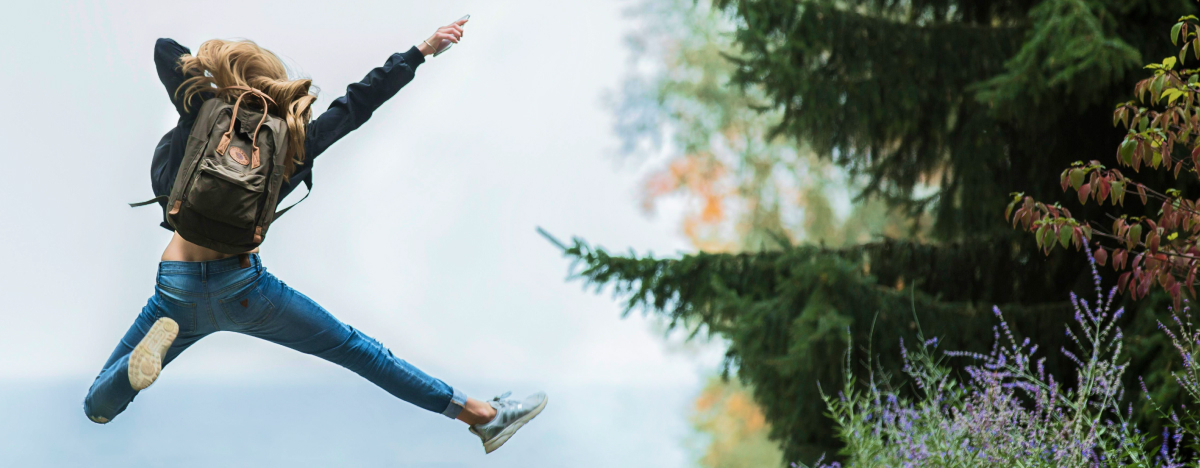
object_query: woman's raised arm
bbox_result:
[300,46,426,165]
[291,18,468,188]
[154,38,205,118]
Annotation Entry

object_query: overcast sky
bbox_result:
[0,0,724,465]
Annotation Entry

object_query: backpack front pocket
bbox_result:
[185,158,267,228]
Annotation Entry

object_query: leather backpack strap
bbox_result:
[215,86,276,168]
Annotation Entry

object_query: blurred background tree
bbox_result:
[610,0,915,253]
[609,0,911,464]
[690,377,785,468]
[569,0,1199,464]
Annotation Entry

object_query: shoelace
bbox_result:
[489,392,514,421]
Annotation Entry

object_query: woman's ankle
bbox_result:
[456,398,497,426]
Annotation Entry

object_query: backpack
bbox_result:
[131,86,307,254]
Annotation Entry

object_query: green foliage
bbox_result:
[975,0,1141,122]
[549,229,1189,464]
[709,0,1193,239]
[550,230,1104,462]
[587,0,1200,464]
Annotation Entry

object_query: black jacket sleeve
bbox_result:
[154,38,206,118]
[286,46,426,190]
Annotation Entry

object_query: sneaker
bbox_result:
[128,317,178,391]
[468,391,548,454]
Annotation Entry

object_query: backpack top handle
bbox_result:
[215,85,277,169]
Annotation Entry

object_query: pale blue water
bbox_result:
[0,378,695,467]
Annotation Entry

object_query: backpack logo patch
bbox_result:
[229,146,250,166]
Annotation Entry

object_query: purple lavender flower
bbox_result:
[801,242,1176,467]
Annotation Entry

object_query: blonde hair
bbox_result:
[175,39,317,177]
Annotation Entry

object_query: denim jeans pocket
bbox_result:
[219,281,275,326]
[153,288,198,333]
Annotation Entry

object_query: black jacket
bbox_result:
[149,38,425,230]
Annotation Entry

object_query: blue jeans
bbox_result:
[83,254,467,422]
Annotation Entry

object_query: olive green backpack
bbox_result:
[131,86,306,254]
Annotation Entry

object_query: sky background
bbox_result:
[0,1,726,466]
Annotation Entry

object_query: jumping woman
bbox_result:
[83,17,547,454]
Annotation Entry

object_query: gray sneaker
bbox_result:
[468,391,548,454]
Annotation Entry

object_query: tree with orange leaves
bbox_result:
[612,0,908,253]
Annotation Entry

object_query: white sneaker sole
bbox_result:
[483,396,548,454]
[128,317,178,391]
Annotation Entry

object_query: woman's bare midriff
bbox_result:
[161,231,259,262]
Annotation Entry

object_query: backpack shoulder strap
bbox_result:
[129,195,168,207]
[273,173,312,219]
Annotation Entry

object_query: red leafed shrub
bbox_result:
[1009,15,1200,308]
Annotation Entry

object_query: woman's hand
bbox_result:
[418,18,468,56]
